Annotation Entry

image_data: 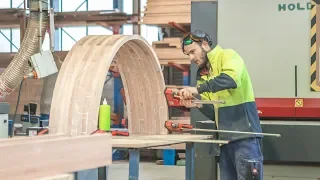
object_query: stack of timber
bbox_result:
[141,0,191,25]
[152,38,190,65]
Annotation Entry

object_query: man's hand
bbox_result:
[178,87,199,99]
[180,99,202,108]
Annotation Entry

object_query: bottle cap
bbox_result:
[103,98,107,105]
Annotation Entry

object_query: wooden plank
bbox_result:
[147,1,191,6]
[141,0,191,25]
[137,134,212,140]
[142,15,191,25]
[159,59,190,65]
[152,38,182,48]
[112,134,227,148]
[112,138,183,148]
[0,134,66,144]
[37,174,74,180]
[144,5,190,14]
[0,134,112,180]
[49,35,169,136]
[152,38,189,64]
[154,48,189,60]
[112,134,219,148]
[150,143,186,150]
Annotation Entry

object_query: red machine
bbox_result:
[165,87,320,119]
[255,98,320,119]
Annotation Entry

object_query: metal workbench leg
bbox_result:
[129,149,140,180]
[74,168,98,180]
[105,166,109,179]
[186,142,195,180]
[98,166,108,180]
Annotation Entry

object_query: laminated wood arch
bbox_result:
[49,35,169,136]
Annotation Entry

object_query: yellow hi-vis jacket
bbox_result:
[196,45,262,141]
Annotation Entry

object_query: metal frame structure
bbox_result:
[0,0,145,125]
[0,0,134,51]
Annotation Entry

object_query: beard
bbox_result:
[198,49,209,68]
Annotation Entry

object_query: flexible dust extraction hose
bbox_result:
[0,11,48,101]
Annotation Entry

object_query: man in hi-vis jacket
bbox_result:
[178,30,264,180]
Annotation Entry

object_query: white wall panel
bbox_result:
[217,0,316,98]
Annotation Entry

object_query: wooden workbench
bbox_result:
[76,134,227,180]
[0,134,112,180]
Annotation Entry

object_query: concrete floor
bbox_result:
[108,161,320,180]
[108,161,184,180]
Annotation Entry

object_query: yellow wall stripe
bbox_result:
[310,1,320,91]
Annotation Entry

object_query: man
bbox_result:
[179,30,264,180]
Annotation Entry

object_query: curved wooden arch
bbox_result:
[49,35,169,136]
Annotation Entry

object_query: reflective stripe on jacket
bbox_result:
[196,45,262,141]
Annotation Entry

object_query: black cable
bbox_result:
[295,65,298,97]
[11,78,24,137]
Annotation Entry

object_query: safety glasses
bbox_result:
[182,38,194,46]
[182,30,206,46]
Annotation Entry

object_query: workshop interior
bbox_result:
[0,0,320,179]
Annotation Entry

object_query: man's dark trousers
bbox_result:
[219,137,263,180]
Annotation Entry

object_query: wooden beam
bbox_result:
[0,134,112,180]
